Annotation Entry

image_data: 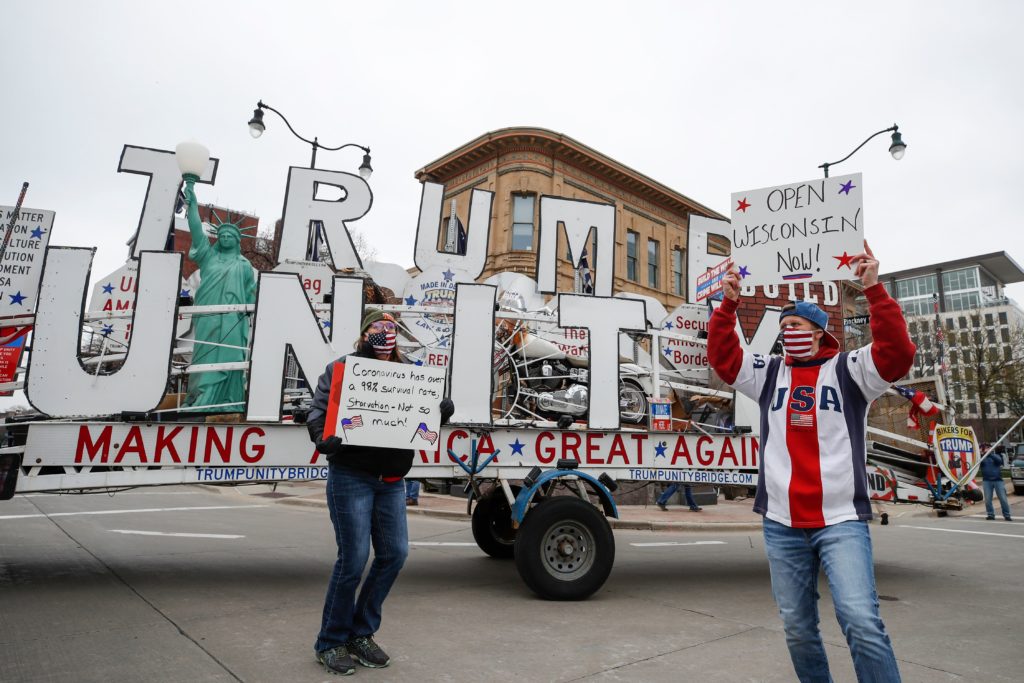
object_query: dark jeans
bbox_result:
[405,479,420,502]
[657,483,699,509]
[315,465,409,653]
[763,518,901,683]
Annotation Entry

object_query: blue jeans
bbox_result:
[315,465,409,653]
[763,518,901,683]
[405,478,420,502]
[657,483,698,509]
[983,479,1011,519]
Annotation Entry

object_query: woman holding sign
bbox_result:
[307,308,454,676]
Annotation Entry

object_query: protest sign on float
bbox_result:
[933,424,981,488]
[729,173,863,287]
[324,355,447,450]
[694,257,732,303]
[0,206,55,318]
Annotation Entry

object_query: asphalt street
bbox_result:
[0,486,1021,682]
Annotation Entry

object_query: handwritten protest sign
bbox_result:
[324,356,447,450]
[729,173,863,287]
[694,257,732,302]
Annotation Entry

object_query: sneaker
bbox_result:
[689,506,703,512]
[986,515,995,520]
[1005,517,1013,521]
[657,502,668,511]
[406,498,418,506]
[317,646,356,676]
[348,635,390,668]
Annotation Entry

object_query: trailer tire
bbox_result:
[514,496,614,600]
[471,488,519,559]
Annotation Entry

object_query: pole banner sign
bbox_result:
[0,326,29,395]
[694,257,732,302]
[933,424,981,487]
[324,356,446,450]
[649,398,672,431]
[729,173,863,287]
[0,206,55,317]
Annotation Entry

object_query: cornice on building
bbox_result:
[415,127,726,222]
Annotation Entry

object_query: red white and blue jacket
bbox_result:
[708,284,916,528]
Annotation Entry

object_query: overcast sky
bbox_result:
[2,1,1023,398]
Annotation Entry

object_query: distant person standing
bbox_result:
[980,445,1012,521]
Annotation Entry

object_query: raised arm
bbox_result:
[183,183,211,263]
[708,266,744,384]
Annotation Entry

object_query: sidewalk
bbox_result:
[199,481,957,532]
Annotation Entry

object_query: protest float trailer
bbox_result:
[0,140,975,600]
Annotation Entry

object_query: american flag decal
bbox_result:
[413,422,438,445]
[341,415,363,431]
[790,412,815,428]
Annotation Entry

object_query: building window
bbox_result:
[958,316,967,329]
[985,313,994,326]
[647,239,660,288]
[999,311,1008,325]
[626,231,638,281]
[969,402,977,415]
[672,248,684,295]
[511,195,535,251]
[987,329,996,344]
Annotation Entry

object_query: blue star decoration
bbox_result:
[738,265,750,278]
[442,268,455,282]
[179,289,190,298]
[413,359,424,366]
[102,282,115,294]
[321,319,332,329]
[663,347,673,357]
[663,321,674,330]
[509,438,525,456]
[8,291,26,306]
[101,324,114,337]
[438,336,449,348]
[404,295,417,306]
[838,179,856,195]
[30,226,45,239]
[655,441,668,458]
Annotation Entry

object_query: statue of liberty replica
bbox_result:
[181,179,257,413]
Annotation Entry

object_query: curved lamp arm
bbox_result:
[253,100,371,166]
[819,124,902,178]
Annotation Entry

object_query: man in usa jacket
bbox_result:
[708,242,915,683]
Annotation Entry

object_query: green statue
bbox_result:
[182,181,257,412]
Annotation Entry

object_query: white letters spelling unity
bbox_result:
[20,144,860,428]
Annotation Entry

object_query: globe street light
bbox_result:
[247,100,372,179]
[819,124,907,178]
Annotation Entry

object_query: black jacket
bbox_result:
[306,348,415,478]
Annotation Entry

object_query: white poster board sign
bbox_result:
[326,356,446,450]
[660,303,710,378]
[0,206,55,317]
[730,173,863,287]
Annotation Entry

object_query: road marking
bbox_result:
[110,529,245,539]
[630,541,727,547]
[17,491,200,498]
[900,525,1024,539]
[0,504,268,521]
[409,541,478,546]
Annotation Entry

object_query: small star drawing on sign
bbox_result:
[438,337,449,348]
[655,441,668,458]
[838,180,856,195]
[30,227,45,239]
[321,319,332,329]
[404,295,417,306]
[8,291,26,306]
[663,321,674,330]
[101,324,114,337]
[413,359,424,366]
[833,252,855,269]
[663,347,673,358]
[509,438,525,456]
[442,269,454,282]
[180,289,190,298]
[736,198,751,213]
[102,283,115,294]
[738,265,750,279]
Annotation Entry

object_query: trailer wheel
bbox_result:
[515,496,614,600]
[471,488,519,559]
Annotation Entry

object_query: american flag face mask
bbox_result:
[782,329,818,359]
[367,331,397,353]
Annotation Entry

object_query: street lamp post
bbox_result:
[247,100,373,260]
[247,101,372,177]
[818,124,907,178]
